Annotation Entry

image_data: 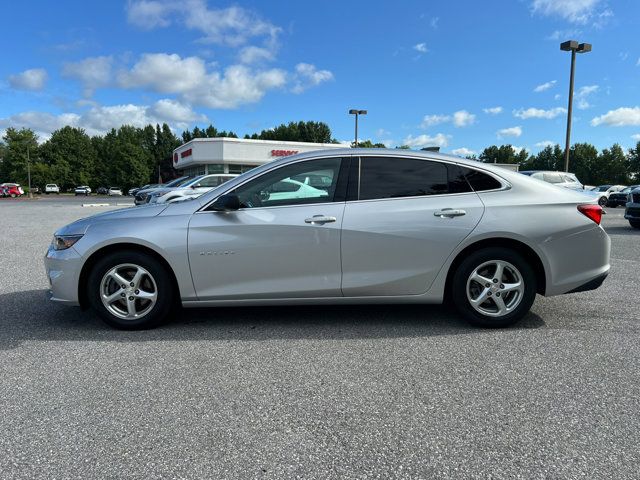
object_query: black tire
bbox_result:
[630,220,640,229]
[598,196,607,207]
[87,250,175,329]
[451,247,537,328]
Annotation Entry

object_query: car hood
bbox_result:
[55,204,168,235]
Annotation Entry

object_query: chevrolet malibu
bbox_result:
[45,149,610,330]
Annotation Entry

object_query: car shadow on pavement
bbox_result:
[0,289,546,350]
[604,226,640,236]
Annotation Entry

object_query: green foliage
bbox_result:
[39,126,96,189]
[353,140,386,148]
[0,127,39,184]
[628,142,640,181]
[479,145,527,164]
[249,121,333,144]
[520,144,564,171]
[182,124,238,142]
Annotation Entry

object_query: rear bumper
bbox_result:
[567,271,608,294]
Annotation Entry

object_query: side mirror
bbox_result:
[210,194,240,211]
[191,184,200,189]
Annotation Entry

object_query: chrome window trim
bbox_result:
[197,153,511,213]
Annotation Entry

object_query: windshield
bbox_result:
[164,176,191,188]
[596,185,611,192]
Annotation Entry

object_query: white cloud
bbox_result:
[632,134,640,141]
[452,147,476,156]
[531,0,605,24]
[117,53,290,108]
[126,0,281,47]
[575,84,599,110]
[535,140,556,148]
[403,133,450,148]
[483,106,503,115]
[513,107,567,119]
[118,53,207,93]
[452,110,476,127]
[292,63,333,93]
[554,93,562,100]
[547,29,582,40]
[511,145,527,155]
[238,46,274,64]
[0,100,208,139]
[591,107,640,127]
[413,43,428,53]
[497,126,522,138]
[420,114,450,128]
[534,80,556,92]
[8,68,48,91]
[420,110,475,128]
[62,56,113,97]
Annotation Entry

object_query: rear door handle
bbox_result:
[305,215,337,224]
[434,209,466,218]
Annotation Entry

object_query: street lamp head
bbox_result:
[348,109,358,114]
[560,40,579,51]
[577,43,592,53]
[358,110,368,115]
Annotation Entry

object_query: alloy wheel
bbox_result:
[466,260,525,317]
[100,263,158,320]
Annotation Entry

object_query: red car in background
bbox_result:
[0,183,25,197]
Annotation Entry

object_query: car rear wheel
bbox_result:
[598,196,607,206]
[451,248,537,328]
[87,250,175,329]
[630,220,640,229]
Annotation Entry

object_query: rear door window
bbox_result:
[357,157,448,200]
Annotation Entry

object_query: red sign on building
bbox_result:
[180,148,193,158]
[271,149,299,157]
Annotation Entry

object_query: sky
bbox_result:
[1,0,639,156]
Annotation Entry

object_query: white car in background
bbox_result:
[74,186,92,196]
[45,184,60,194]
[149,174,237,204]
[108,187,123,196]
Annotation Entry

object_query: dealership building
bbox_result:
[172,137,344,176]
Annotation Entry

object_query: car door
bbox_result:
[340,156,486,297]
[188,157,349,300]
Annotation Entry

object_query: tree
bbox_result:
[96,126,153,191]
[0,128,39,184]
[567,143,599,184]
[251,121,333,143]
[39,127,97,189]
[520,144,564,171]
[592,144,629,185]
[353,140,386,148]
[155,123,181,182]
[627,142,640,182]
[479,145,527,164]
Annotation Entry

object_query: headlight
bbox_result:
[53,234,83,251]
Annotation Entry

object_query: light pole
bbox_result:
[560,40,591,172]
[348,109,367,147]
[27,145,33,199]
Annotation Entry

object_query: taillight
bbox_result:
[577,204,603,225]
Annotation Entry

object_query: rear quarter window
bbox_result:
[459,166,503,192]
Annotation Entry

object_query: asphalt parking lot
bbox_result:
[1,199,639,479]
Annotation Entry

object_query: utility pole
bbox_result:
[27,145,33,199]
[348,109,367,147]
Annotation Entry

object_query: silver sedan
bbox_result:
[45,149,610,329]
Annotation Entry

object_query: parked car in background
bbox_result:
[74,186,92,196]
[625,187,640,229]
[1,183,24,197]
[45,184,60,194]
[96,187,108,195]
[520,171,584,190]
[134,176,191,205]
[607,185,640,208]
[129,184,160,196]
[148,174,237,204]
[45,149,610,330]
[108,187,123,196]
[591,185,626,206]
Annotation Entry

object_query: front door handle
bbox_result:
[305,215,337,224]
[434,208,466,218]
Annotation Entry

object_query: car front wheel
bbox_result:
[630,220,640,229]
[451,248,537,328]
[598,196,607,206]
[87,250,175,329]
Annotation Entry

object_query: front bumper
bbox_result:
[624,204,640,220]
[44,244,83,305]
